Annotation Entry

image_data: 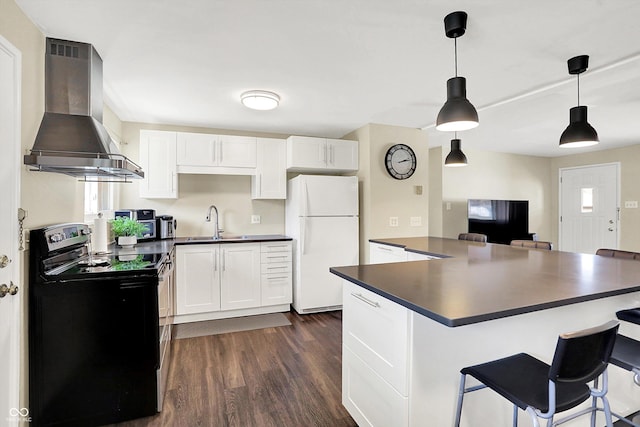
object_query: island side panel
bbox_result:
[409,291,640,427]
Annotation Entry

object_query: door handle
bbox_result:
[0,282,18,298]
[608,228,614,232]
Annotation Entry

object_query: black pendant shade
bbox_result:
[444,138,468,167]
[436,11,479,132]
[559,55,598,148]
[559,106,599,148]
[436,77,479,132]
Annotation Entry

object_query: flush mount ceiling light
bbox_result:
[436,11,479,132]
[240,90,280,110]
[444,134,468,167]
[559,55,599,148]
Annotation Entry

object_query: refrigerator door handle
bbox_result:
[302,181,309,217]
[301,218,306,255]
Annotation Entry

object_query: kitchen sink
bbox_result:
[186,235,242,241]
[185,234,284,242]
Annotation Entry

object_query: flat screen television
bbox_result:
[467,199,529,244]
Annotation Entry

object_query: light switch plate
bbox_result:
[624,201,638,209]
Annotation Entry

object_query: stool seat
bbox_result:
[461,353,591,413]
[611,335,640,372]
[616,308,640,325]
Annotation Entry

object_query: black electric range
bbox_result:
[29,223,161,427]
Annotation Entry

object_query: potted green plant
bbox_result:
[111,217,149,247]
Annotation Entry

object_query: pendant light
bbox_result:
[559,55,599,148]
[444,133,468,167]
[436,11,479,132]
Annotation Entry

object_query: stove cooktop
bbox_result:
[45,252,166,278]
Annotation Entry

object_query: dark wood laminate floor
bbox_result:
[113,310,357,427]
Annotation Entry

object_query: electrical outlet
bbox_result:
[389,217,399,227]
[624,201,638,209]
[446,202,452,211]
[410,216,422,227]
[251,215,261,224]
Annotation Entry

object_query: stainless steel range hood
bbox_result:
[24,38,144,182]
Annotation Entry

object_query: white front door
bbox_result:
[560,163,619,254]
[0,36,23,423]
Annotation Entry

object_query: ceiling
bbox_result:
[15,0,640,157]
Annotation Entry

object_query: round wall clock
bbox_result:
[385,144,417,180]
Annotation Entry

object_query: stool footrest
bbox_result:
[613,409,640,426]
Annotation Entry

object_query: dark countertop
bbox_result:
[173,234,292,245]
[330,237,640,327]
[112,234,292,257]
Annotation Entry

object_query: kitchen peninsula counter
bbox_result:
[331,237,640,327]
[331,237,640,426]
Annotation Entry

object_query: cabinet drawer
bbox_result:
[261,242,292,253]
[261,262,291,274]
[260,273,292,306]
[342,347,409,427]
[261,252,292,264]
[369,242,406,264]
[343,280,411,395]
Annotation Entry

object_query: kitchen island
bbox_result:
[330,237,640,427]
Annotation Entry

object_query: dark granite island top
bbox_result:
[330,237,640,327]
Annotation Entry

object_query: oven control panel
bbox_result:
[44,223,90,252]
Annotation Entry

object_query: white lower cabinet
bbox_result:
[369,241,440,264]
[260,241,292,305]
[220,243,261,310]
[175,244,220,315]
[369,242,407,264]
[175,241,292,322]
[343,347,409,427]
[342,280,411,426]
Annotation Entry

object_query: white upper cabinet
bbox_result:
[252,138,287,199]
[218,135,257,168]
[139,130,178,199]
[177,132,257,175]
[286,136,358,172]
[176,132,216,166]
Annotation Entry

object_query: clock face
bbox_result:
[385,144,416,180]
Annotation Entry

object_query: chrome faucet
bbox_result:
[205,205,221,239]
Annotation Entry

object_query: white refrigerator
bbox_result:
[286,175,359,314]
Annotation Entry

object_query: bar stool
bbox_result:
[458,233,487,243]
[609,307,640,426]
[596,249,640,260]
[454,320,619,427]
[510,240,553,250]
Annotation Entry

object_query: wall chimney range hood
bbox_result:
[24,38,144,182]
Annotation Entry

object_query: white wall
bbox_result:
[431,147,553,243]
[345,123,429,263]
[550,144,640,252]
